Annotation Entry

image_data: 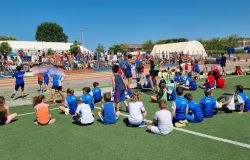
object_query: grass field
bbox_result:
[1,75,250,160]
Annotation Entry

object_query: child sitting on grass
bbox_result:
[200,89,222,118]
[98,93,120,125]
[235,85,250,113]
[73,100,94,125]
[81,87,94,110]
[151,83,169,102]
[143,75,151,88]
[0,96,17,125]
[181,72,198,90]
[33,95,55,125]
[199,71,216,89]
[147,100,173,135]
[127,91,147,127]
[91,82,103,103]
[171,87,188,127]
[246,66,250,75]
[184,93,203,123]
[59,88,77,115]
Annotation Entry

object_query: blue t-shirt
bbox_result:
[125,60,132,76]
[12,71,25,85]
[44,74,49,83]
[92,88,102,102]
[103,102,117,124]
[188,101,204,122]
[200,96,216,118]
[66,95,78,115]
[194,63,200,73]
[52,75,63,87]
[114,74,125,91]
[81,93,94,110]
[135,59,140,69]
[174,96,188,121]
[119,60,125,68]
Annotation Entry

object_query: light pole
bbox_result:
[80,27,84,48]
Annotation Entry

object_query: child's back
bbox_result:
[34,102,50,125]
[81,93,94,110]
[154,109,173,135]
[200,96,216,117]
[114,73,125,91]
[173,96,188,121]
[76,103,94,124]
[92,87,102,103]
[103,102,117,124]
[188,101,204,122]
[128,101,145,124]
[66,95,78,115]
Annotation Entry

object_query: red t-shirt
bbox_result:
[206,75,215,85]
[216,78,225,88]
[185,64,188,70]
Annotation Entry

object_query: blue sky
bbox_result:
[0,0,249,50]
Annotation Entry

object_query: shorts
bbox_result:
[38,80,43,85]
[205,84,215,89]
[94,98,102,104]
[52,86,62,91]
[220,63,226,67]
[15,84,24,91]
[125,74,132,79]
[150,126,172,135]
[150,70,159,77]
[114,90,125,103]
[44,79,49,85]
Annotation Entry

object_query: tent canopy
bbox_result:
[151,40,207,58]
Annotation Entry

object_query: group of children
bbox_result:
[1,60,250,136]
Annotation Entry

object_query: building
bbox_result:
[122,43,143,52]
[0,40,91,54]
[239,38,250,47]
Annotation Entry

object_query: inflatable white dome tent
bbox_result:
[151,40,207,59]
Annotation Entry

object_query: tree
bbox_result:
[0,42,12,54]
[155,38,188,45]
[142,40,154,54]
[96,43,105,54]
[47,48,54,55]
[0,35,16,41]
[108,44,127,54]
[35,22,68,42]
[70,41,81,56]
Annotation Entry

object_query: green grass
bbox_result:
[1,75,250,160]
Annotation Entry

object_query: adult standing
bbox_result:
[220,53,227,75]
[149,56,163,91]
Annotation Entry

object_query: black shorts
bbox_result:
[38,81,43,85]
[15,84,24,91]
[150,70,159,77]
[220,63,226,67]
[52,86,62,91]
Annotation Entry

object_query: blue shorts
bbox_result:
[114,90,125,103]
[186,114,203,123]
[205,84,215,89]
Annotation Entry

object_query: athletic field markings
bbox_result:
[17,106,250,149]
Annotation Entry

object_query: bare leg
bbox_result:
[149,76,154,90]
[5,113,17,124]
[151,96,158,102]
[51,89,56,103]
[49,118,56,124]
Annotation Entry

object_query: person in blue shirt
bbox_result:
[81,87,94,110]
[181,73,198,91]
[171,87,188,127]
[98,92,120,125]
[112,65,128,111]
[51,74,65,105]
[124,54,135,97]
[59,88,78,115]
[43,73,50,92]
[184,93,204,123]
[194,60,200,79]
[143,75,151,88]
[11,66,25,99]
[200,89,222,118]
[91,82,102,103]
[235,85,250,113]
[173,71,185,85]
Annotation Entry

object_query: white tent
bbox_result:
[151,40,207,59]
[0,41,91,53]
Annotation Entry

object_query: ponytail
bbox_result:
[32,95,45,107]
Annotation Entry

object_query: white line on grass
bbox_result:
[94,106,250,149]
[16,74,250,149]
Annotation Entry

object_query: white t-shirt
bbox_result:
[128,102,145,124]
[237,95,244,104]
[153,109,173,134]
[76,103,94,124]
